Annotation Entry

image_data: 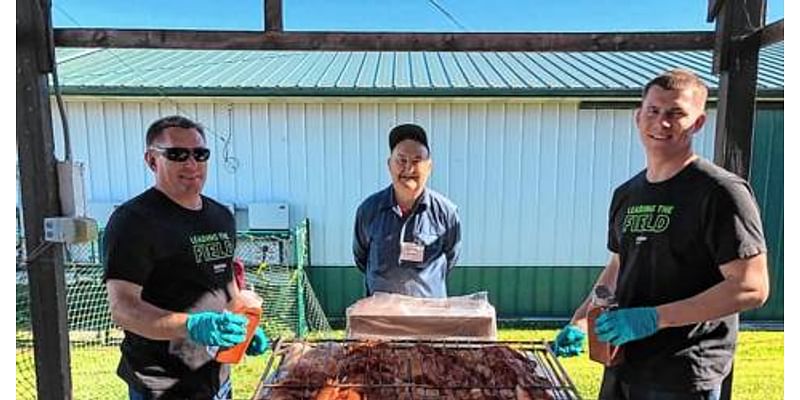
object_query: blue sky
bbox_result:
[53,0,784,32]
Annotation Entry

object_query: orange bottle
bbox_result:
[216,289,263,364]
[587,285,624,366]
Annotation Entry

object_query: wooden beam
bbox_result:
[757,18,784,47]
[713,0,766,73]
[713,0,765,179]
[711,0,732,74]
[30,0,54,73]
[266,0,283,32]
[708,0,725,22]
[17,0,73,399]
[734,18,784,51]
[53,29,715,52]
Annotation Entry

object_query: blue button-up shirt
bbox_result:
[353,186,461,298]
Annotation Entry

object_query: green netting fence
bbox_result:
[16,218,331,399]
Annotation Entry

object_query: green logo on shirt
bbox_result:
[190,232,234,264]
[622,204,674,233]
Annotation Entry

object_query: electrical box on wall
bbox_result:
[248,203,289,230]
[44,217,98,243]
[57,161,87,217]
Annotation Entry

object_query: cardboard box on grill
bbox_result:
[346,292,497,340]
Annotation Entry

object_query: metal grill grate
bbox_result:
[254,339,580,400]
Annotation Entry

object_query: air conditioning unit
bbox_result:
[247,203,289,230]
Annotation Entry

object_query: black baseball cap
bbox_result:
[389,123,429,152]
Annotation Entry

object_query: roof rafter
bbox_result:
[53,29,716,52]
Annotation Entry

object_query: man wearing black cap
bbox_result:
[353,123,462,298]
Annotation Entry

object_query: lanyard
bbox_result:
[398,215,409,265]
[397,210,421,265]
[399,217,411,242]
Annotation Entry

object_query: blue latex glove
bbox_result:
[595,307,659,346]
[246,326,270,356]
[185,311,248,347]
[551,324,586,357]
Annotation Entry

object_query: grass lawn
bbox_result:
[496,330,784,399]
[16,329,782,399]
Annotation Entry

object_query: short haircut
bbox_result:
[145,115,206,146]
[642,69,709,106]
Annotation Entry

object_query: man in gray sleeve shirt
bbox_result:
[353,123,462,298]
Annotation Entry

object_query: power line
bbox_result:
[52,2,241,173]
[426,0,469,32]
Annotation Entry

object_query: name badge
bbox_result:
[399,242,424,263]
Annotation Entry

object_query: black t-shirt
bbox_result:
[103,188,236,399]
[608,158,766,391]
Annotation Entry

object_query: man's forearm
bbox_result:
[110,295,189,340]
[656,255,769,329]
[570,254,620,331]
[569,297,592,331]
[107,280,189,340]
[656,277,767,328]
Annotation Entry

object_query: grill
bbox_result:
[252,339,580,400]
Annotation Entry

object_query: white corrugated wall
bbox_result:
[51,97,716,267]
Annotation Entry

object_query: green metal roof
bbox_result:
[54,43,784,98]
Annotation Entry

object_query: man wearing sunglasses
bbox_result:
[353,123,462,298]
[103,116,269,399]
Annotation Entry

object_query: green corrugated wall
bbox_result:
[307,108,783,322]
[742,108,783,321]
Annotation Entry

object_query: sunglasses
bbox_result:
[150,146,211,162]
